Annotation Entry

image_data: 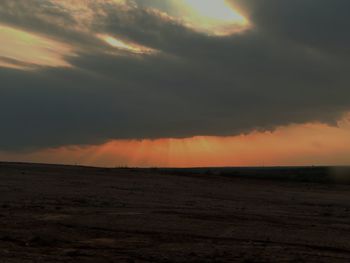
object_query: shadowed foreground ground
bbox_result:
[1,163,350,262]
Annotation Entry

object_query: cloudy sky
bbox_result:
[0,0,350,167]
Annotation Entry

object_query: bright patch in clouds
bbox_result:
[171,0,249,35]
[0,24,72,69]
[98,34,155,54]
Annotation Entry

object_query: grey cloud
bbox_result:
[0,0,350,150]
[234,0,350,55]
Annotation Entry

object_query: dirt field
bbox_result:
[1,163,350,262]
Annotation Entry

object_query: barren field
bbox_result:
[1,163,350,262]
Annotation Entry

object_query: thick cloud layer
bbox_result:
[0,0,349,150]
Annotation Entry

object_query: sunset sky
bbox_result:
[0,0,350,167]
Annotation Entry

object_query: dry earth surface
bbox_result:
[1,163,350,262]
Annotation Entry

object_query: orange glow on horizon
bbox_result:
[1,115,350,167]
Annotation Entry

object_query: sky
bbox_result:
[0,0,350,167]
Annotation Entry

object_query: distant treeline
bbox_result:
[155,166,350,184]
[1,162,350,184]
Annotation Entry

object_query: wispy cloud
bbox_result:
[0,24,73,69]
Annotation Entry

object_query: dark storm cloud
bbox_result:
[0,0,350,150]
[235,0,350,55]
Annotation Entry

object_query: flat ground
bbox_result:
[1,163,350,262]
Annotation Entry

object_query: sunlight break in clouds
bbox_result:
[136,0,250,36]
[170,0,249,36]
[98,34,155,54]
[0,24,72,70]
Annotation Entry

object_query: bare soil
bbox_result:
[1,163,350,262]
